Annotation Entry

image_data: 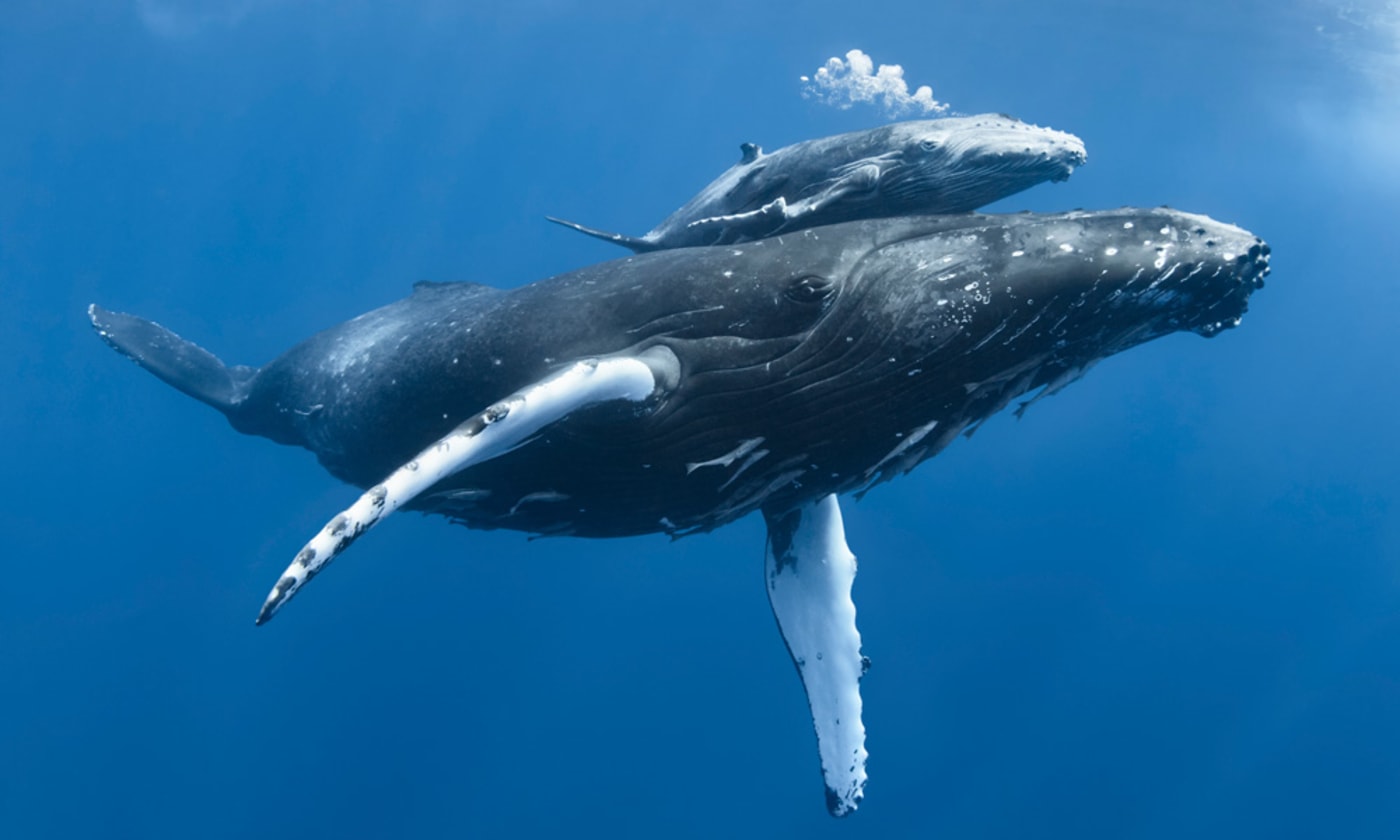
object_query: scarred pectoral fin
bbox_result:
[255,349,678,625]
[764,494,868,817]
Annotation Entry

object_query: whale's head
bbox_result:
[741,208,1272,492]
[861,207,1266,342]
[879,114,1087,213]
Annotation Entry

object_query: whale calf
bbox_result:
[548,114,1087,252]
[91,208,1268,816]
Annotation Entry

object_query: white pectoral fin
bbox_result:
[255,352,671,625]
[764,494,868,817]
[684,196,789,237]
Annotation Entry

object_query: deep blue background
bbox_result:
[3,1,1398,837]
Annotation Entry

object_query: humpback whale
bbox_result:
[548,115,1087,252]
[91,208,1268,816]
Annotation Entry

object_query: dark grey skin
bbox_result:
[92,208,1266,540]
[547,114,1087,252]
[91,207,1269,818]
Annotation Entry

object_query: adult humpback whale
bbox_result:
[548,114,1086,252]
[91,208,1268,816]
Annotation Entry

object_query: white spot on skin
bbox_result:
[1059,243,1073,253]
[1011,250,1024,257]
[1104,247,1118,256]
[1123,221,1134,229]
[723,270,733,278]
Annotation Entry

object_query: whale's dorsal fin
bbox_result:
[739,142,763,164]
[88,305,254,412]
[764,494,868,817]
[545,215,659,254]
[255,347,681,625]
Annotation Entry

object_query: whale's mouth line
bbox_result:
[1174,239,1271,336]
[1028,246,1268,378]
[965,149,1086,184]
[1051,155,1086,182]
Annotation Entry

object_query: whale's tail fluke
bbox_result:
[88,304,254,413]
[544,215,659,253]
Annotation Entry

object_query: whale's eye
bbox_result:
[785,274,836,304]
[919,138,940,152]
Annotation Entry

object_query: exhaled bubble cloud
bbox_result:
[800,49,949,117]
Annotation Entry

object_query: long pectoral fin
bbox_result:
[764,494,868,817]
[683,196,791,240]
[255,351,676,625]
[685,163,881,242]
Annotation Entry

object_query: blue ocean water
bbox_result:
[3,1,1399,837]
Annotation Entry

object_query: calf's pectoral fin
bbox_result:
[687,164,882,241]
[683,196,790,237]
[255,349,678,626]
[763,494,869,817]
